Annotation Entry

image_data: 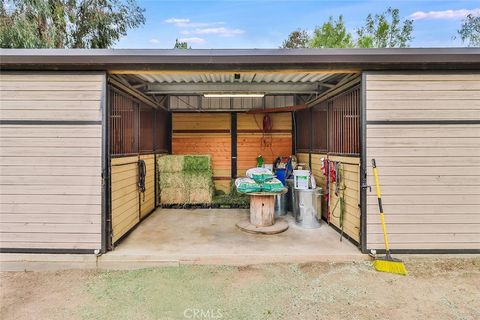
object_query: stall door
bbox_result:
[111,156,140,243]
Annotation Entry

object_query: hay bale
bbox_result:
[160,188,188,204]
[185,172,213,203]
[183,155,212,173]
[158,154,214,205]
[158,155,184,173]
[159,172,186,189]
[189,188,212,204]
[159,172,213,204]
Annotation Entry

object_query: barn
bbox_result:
[0,48,479,257]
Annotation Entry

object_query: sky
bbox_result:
[115,0,480,49]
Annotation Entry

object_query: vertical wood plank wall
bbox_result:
[298,152,360,242]
[111,156,139,243]
[365,72,480,250]
[139,154,155,218]
[237,113,292,176]
[0,72,104,250]
[172,113,231,192]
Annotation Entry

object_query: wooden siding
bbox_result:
[139,154,155,218]
[366,73,480,121]
[111,156,139,243]
[172,113,231,193]
[365,72,480,250]
[0,72,104,250]
[237,113,292,176]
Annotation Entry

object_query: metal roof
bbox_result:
[138,72,331,84]
[1,48,480,71]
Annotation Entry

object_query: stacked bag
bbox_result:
[235,168,285,194]
[158,155,214,204]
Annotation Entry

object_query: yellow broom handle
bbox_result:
[372,159,390,252]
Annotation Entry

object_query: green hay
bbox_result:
[183,155,212,173]
[189,188,213,204]
[212,180,250,207]
[157,155,184,173]
[159,172,186,189]
[185,172,214,189]
[160,187,188,204]
[185,172,214,204]
[159,171,214,205]
[212,193,250,207]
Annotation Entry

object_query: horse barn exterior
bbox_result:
[0,48,479,257]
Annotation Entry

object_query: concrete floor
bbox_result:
[108,208,365,265]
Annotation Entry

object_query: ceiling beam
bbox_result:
[306,74,361,106]
[146,82,320,95]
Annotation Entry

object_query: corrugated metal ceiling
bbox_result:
[138,73,331,84]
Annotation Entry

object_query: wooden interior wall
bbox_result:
[237,112,292,176]
[139,154,155,218]
[111,156,139,243]
[172,113,231,193]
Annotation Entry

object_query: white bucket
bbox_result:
[293,170,310,190]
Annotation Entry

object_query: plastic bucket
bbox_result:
[275,168,287,186]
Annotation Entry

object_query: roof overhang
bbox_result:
[1,48,480,72]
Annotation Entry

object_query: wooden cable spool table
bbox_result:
[236,188,289,234]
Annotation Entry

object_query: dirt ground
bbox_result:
[1,257,479,320]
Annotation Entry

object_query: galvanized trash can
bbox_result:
[274,193,287,217]
[294,187,322,228]
[286,178,295,215]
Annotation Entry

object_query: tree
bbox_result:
[0,0,145,48]
[281,29,310,48]
[309,15,354,48]
[173,38,189,49]
[280,8,413,49]
[356,7,413,48]
[457,14,480,47]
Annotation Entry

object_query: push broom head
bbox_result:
[373,254,408,276]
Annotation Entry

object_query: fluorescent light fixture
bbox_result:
[203,93,265,98]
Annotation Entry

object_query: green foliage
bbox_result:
[0,0,145,48]
[355,7,413,48]
[174,38,189,49]
[281,29,310,48]
[309,15,354,48]
[281,8,413,49]
[457,14,480,47]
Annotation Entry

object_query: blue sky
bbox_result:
[115,0,480,48]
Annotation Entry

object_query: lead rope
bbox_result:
[138,160,146,202]
[331,162,346,241]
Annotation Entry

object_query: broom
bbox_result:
[371,159,408,276]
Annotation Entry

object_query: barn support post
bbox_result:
[360,72,368,254]
[102,74,112,253]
